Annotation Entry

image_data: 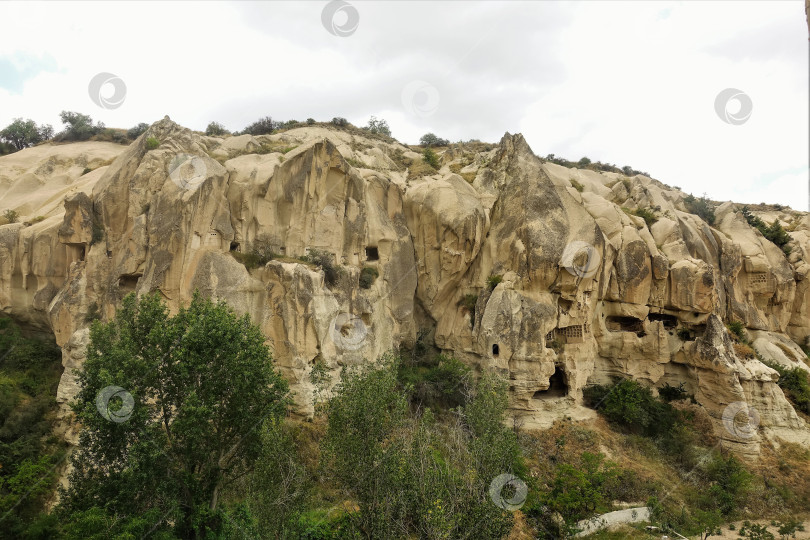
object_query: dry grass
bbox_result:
[734,342,756,359]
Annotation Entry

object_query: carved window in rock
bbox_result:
[749,272,768,285]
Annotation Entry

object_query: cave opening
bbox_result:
[365,246,379,261]
[492,343,500,356]
[533,365,568,400]
[648,313,678,329]
[606,316,646,337]
[118,274,142,294]
[230,242,240,252]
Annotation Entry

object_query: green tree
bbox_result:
[205,122,228,136]
[419,133,449,147]
[126,122,149,140]
[323,357,519,539]
[423,147,440,169]
[363,116,391,137]
[0,118,52,151]
[58,292,290,537]
[58,111,103,141]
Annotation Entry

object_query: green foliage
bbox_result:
[625,206,658,226]
[569,178,584,192]
[145,136,160,150]
[741,207,793,255]
[242,116,276,135]
[205,121,228,136]
[126,122,149,140]
[540,452,620,528]
[420,133,449,147]
[727,320,747,341]
[684,193,716,225]
[57,292,290,537]
[0,318,64,536]
[323,358,521,539]
[422,147,441,169]
[249,419,310,536]
[362,116,391,137]
[2,209,19,223]
[0,118,53,151]
[306,118,316,125]
[330,117,349,127]
[397,353,471,410]
[703,453,752,516]
[460,293,478,320]
[658,382,690,402]
[762,360,810,414]
[487,274,503,290]
[308,249,341,286]
[583,379,679,438]
[542,154,651,177]
[57,111,103,142]
[358,266,378,289]
[774,517,805,539]
[739,521,775,540]
[231,236,278,270]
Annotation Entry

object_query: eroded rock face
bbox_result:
[1,118,809,460]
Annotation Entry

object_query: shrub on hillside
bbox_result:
[0,118,53,151]
[126,123,149,140]
[242,116,276,136]
[684,193,716,225]
[56,111,104,142]
[362,116,391,137]
[420,133,449,147]
[205,121,228,136]
[330,117,348,127]
[423,147,440,169]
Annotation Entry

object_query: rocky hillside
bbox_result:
[1,117,809,460]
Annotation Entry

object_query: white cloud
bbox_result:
[0,0,806,209]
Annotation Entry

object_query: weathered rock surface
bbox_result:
[2,117,809,459]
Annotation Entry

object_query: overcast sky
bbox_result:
[1,1,807,210]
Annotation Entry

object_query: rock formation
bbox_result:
[1,117,809,459]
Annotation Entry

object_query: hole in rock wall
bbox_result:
[230,242,240,252]
[648,313,678,329]
[365,246,379,261]
[533,365,568,399]
[492,343,500,356]
[118,274,142,294]
[606,316,646,337]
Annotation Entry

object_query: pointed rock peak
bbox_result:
[492,132,538,168]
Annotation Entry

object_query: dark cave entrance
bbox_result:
[365,246,379,261]
[533,365,568,400]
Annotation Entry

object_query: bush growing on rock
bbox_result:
[2,209,19,223]
[362,115,391,137]
[242,116,276,135]
[358,266,378,289]
[204,121,228,136]
[56,111,104,142]
[684,193,716,225]
[126,123,149,140]
[423,147,440,169]
[330,117,349,127]
[420,132,449,147]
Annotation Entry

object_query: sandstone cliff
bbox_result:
[1,117,809,460]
